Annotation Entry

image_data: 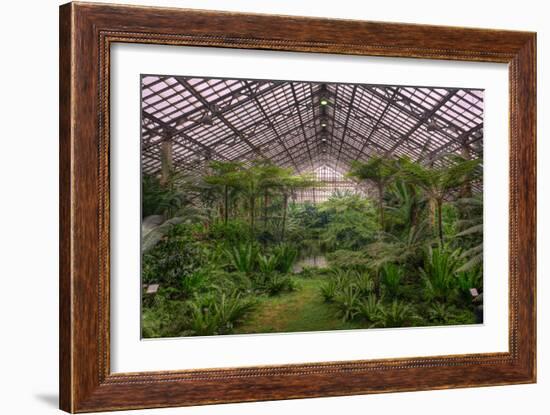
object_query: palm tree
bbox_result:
[279,173,319,241]
[347,156,397,229]
[400,155,481,246]
[203,161,243,225]
[254,161,293,230]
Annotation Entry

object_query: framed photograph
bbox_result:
[59,2,536,412]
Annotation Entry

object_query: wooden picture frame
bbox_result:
[59,2,536,412]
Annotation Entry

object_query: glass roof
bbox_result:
[141,75,484,181]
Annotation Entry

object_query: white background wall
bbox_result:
[0,1,547,414]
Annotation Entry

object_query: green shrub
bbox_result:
[141,296,188,338]
[264,274,297,296]
[326,250,371,271]
[141,223,208,287]
[208,220,251,246]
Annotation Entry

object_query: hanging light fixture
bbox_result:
[199,110,213,126]
[426,118,440,132]
[318,84,331,107]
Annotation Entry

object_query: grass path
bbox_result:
[234,277,361,334]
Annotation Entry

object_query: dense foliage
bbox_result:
[141,155,483,337]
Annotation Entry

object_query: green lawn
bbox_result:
[234,276,363,334]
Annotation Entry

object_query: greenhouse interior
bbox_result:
[141,75,484,338]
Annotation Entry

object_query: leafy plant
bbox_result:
[264,274,297,296]
[378,300,420,328]
[455,269,482,304]
[426,302,458,324]
[353,271,375,297]
[226,244,259,274]
[347,156,398,228]
[380,263,404,298]
[257,254,278,275]
[326,250,371,271]
[356,294,384,327]
[420,247,460,302]
[333,284,360,322]
[272,243,298,273]
[187,291,256,336]
[400,155,481,245]
[454,195,483,272]
[320,277,343,303]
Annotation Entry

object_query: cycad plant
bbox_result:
[356,293,384,327]
[272,243,298,273]
[380,263,404,298]
[420,247,460,302]
[333,284,360,322]
[378,300,420,328]
[257,253,278,274]
[226,243,259,274]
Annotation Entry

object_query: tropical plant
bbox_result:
[257,253,278,275]
[347,156,398,228]
[400,155,481,245]
[226,243,259,274]
[203,161,244,224]
[356,293,384,326]
[278,173,319,240]
[141,223,207,287]
[365,221,431,270]
[353,271,375,297]
[326,250,371,271]
[420,247,460,302]
[454,195,483,272]
[272,243,299,273]
[455,269,482,304]
[188,290,256,336]
[427,302,458,324]
[377,300,420,328]
[141,296,188,338]
[380,263,404,298]
[264,274,297,296]
[384,178,423,232]
[333,284,360,322]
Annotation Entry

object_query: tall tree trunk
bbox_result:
[437,199,444,246]
[281,193,288,241]
[429,198,436,230]
[249,195,255,239]
[223,185,229,225]
[377,182,385,230]
[263,189,269,229]
[160,140,173,185]
[409,186,419,228]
